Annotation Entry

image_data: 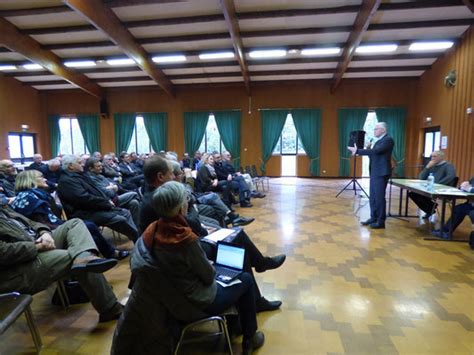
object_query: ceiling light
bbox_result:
[199,52,235,60]
[23,63,44,70]
[152,55,186,63]
[301,47,341,56]
[409,41,454,51]
[288,49,299,54]
[0,65,17,71]
[249,49,287,59]
[106,58,135,66]
[355,44,398,54]
[64,60,96,68]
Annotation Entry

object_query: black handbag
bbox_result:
[52,280,90,306]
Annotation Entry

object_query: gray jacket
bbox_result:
[419,161,456,186]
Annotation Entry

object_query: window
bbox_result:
[59,117,89,155]
[198,114,226,153]
[8,132,36,163]
[422,127,441,167]
[273,113,306,155]
[127,116,152,154]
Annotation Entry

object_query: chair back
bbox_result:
[251,165,260,178]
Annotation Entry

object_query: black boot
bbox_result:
[255,254,286,273]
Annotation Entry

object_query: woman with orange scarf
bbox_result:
[142,181,264,354]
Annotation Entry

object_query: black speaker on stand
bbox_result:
[100,99,109,119]
[336,130,369,198]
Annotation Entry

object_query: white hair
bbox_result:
[61,154,79,170]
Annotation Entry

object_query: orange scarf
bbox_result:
[143,214,198,251]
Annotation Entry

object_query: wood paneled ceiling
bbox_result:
[0,0,473,98]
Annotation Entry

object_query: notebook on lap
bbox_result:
[214,241,245,283]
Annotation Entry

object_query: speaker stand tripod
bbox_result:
[335,155,369,198]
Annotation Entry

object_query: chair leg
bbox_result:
[24,305,42,353]
[220,317,233,355]
[56,280,70,309]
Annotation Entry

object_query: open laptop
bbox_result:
[214,241,245,283]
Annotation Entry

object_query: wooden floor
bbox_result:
[2,178,473,354]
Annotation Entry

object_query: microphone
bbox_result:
[366,138,373,149]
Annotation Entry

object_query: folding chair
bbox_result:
[0,292,42,353]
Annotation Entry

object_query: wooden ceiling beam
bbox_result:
[64,0,174,97]
[220,0,250,94]
[462,0,474,12]
[332,0,381,92]
[36,18,473,51]
[0,17,103,98]
[22,65,430,85]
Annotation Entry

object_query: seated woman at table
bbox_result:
[140,181,264,354]
[12,170,129,260]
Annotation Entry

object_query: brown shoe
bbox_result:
[99,302,124,323]
[71,256,117,275]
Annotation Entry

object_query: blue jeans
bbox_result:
[203,272,257,338]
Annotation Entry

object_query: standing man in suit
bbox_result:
[348,122,394,229]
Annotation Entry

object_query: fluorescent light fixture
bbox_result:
[301,47,341,56]
[23,63,44,70]
[409,41,454,51]
[0,65,16,71]
[249,49,287,59]
[106,58,135,66]
[64,60,96,68]
[355,44,398,53]
[152,55,186,63]
[199,52,234,60]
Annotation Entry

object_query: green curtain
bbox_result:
[184,112,209,155]
[214,110,241,169]
[292,108,322,176]
[143,112,168,152]
[47,114,61,158]
[375,107,407,177]
[338,108,369,176]
[114,113,136,154]
[260,109,287,174]
[77,113,100,153]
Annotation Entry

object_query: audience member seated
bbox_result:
[118,152,144,190]
[126,181,265,354]
[12,170,129,260]
[408,150,456,218]
[197,153,234,207]
[26,154,47,172]
[139,155,285,313]
[129,152,144,173]
[0,160,17,203]
[0,203,123,323]
[85,158,140,227]
[214,152,253,207]
[92,151,103,160]
[102,154,122,183]
[181,152,191,169]
[191,150,202,170]
[57,154,139,242]
[221,151,265,199]
[432,176,474,243]
[40,159,62,191]
[172,161,254,227]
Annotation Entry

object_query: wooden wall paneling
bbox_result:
[411,26,474,182]
[0,75,46,159]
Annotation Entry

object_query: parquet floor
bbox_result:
[1,178,473,354]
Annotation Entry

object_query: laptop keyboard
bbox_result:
[215,266,240,278]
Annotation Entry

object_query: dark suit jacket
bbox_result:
[356,135,394,177]
[57,170,113,217]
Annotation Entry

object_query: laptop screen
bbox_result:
[215,243,245,270]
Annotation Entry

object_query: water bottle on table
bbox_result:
[427,173,435,191]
